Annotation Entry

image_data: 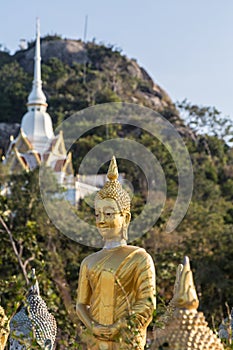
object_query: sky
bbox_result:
[1,0,233,121]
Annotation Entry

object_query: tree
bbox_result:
[0,169,86,349]
[0,62,30,123]
[177,99,233,144]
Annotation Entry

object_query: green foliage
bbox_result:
[86,42,123,69]
[95,87,121,103]
[0,50,12,68]
[42,34,63,42]
[0,37,176,130]
[0,170,89,348]
[0,36,233,348]
[0,62,30,122]
[42,57,69,84]
[177,99,233,142]
[222,179,233,200]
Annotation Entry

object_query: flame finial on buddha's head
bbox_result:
[95,156,130,213]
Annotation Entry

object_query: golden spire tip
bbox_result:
[107,156,118,181]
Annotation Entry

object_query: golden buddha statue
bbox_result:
[0,306,9,350]
[76,156,156,350]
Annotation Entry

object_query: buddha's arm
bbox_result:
[107,253,156,339]
[129,253,156,328]
[76,261,111,338]
[76,261,94,330]
[76,303,93,329]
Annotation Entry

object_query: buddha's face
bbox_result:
[95,198,130,240]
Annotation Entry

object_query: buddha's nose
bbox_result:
[99,212,105,222]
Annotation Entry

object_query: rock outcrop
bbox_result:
[0,37,195,155]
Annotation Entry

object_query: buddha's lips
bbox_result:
[98,227,109,232]
[98,226,121,230]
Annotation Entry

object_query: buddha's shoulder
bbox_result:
[81,245,152,265]
[82,246,140,259]
[126,245,152,259]
[125,245,145,253]
[81,250,101,264]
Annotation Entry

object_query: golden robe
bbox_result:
[77,245,156,350]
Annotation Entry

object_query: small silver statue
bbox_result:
[9,269,57,349]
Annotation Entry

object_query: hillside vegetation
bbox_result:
[0,37,233,349]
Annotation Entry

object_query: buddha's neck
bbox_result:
[103,239,127,250]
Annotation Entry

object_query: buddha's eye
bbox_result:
[95,213,99,218]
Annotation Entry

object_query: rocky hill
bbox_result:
[0,37,192,154]
[15,38,173,110]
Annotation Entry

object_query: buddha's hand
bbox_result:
[92,322,122,341]
[105,318,130,340]
[105,323,119,340]
[92,324,114,340]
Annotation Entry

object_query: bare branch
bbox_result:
[48,241,82,333]
[0,215,29,285]
[19,243,23,258]
[23,255,35,270]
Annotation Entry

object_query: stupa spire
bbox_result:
[21,19,54,153]
[27,18,47,107]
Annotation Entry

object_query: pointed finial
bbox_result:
[95,156,131,213]
[27,18,47,107]
[29,268,40,296]
[183,255,190,268]
[107,156,118,181]
[36,17,40,36]
[171,256,199,310]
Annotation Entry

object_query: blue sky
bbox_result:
[1,0,233,121]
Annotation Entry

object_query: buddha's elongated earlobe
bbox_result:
[122,224,128,240]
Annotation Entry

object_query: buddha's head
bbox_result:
[95,156,131,241]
